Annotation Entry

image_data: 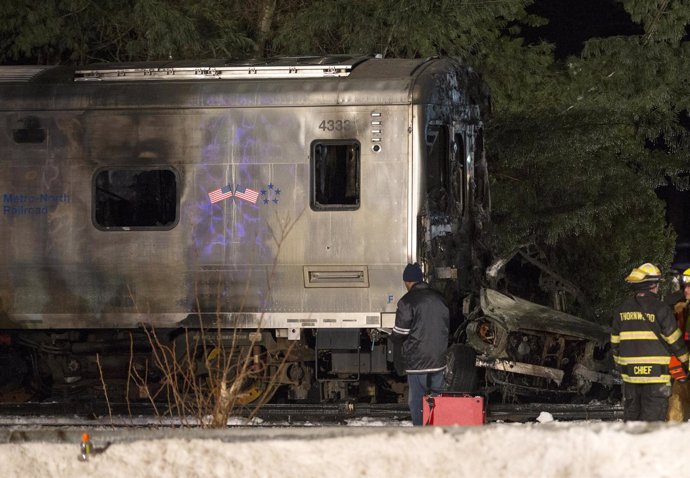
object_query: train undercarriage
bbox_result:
[0,286,619,409]
[0,326,407,409]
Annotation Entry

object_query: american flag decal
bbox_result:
[234,184,259,204]
[208,185,233,204]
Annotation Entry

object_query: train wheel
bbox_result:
[235,380,278,406]
[204,346,277,406]
[445,344,478,392]
[0,384,34,403]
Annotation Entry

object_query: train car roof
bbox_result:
[0,55,484,108]
[0,55,437,82]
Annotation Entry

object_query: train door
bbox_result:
[419,122,468,281]
[418,117,491,318]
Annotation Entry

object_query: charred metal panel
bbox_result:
[479,288,610,344]
[475,356,565,385]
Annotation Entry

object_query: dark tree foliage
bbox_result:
[1,0,689,320]
[0,0,254,63]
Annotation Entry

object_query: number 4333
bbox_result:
[318,119,353,132]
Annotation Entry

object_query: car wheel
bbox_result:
[445,344,478,393]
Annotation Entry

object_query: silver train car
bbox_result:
[0,56,489,403]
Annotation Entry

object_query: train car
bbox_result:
[0,55,490,404]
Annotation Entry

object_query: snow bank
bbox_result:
[0,421,684,478]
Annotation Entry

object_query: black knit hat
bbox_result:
[403,263,424,282]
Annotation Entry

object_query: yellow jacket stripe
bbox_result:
[621,374,671,384]
[613,356,672,365]
[619,331,658,340]
[610,334,620,344]
[664,329,683,344]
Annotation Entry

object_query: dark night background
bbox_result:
[526,0,690,270]
[524,0,644,59]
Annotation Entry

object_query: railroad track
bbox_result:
[0,400,623,427]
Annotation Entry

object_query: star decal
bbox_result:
[261,183,281,205]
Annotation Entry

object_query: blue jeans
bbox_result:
[407,371,445,426]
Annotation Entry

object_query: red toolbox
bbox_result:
[422,394,485,426]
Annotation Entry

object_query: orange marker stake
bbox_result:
[78,433,92,462]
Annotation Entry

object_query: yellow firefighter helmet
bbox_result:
[625,262,662,284]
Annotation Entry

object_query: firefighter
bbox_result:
[678,268,690,338]
[667,268,690,421]
[611,262,690,421]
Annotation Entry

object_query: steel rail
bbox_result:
[0,401,623,427]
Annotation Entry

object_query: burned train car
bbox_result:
[0,56,490,403]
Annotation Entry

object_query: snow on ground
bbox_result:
[0,419,688,478]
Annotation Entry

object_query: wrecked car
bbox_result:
[445,248,620,401]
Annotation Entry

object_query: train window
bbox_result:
[13,116,46,144]
[453,132,466,214]
[311,140,360,211]
[93,168,178,230]
[426,125,450,209]
[474,128,484,161]
[473,128,488,208]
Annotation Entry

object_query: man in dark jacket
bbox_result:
[392,263,449,425]
[612,262,690,421]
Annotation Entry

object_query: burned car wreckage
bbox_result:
[443,247,619,402]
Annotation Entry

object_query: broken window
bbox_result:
[94,168,178,229]
[453,132,466,214]
[426,124,450,213]
[311,141,360,211]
